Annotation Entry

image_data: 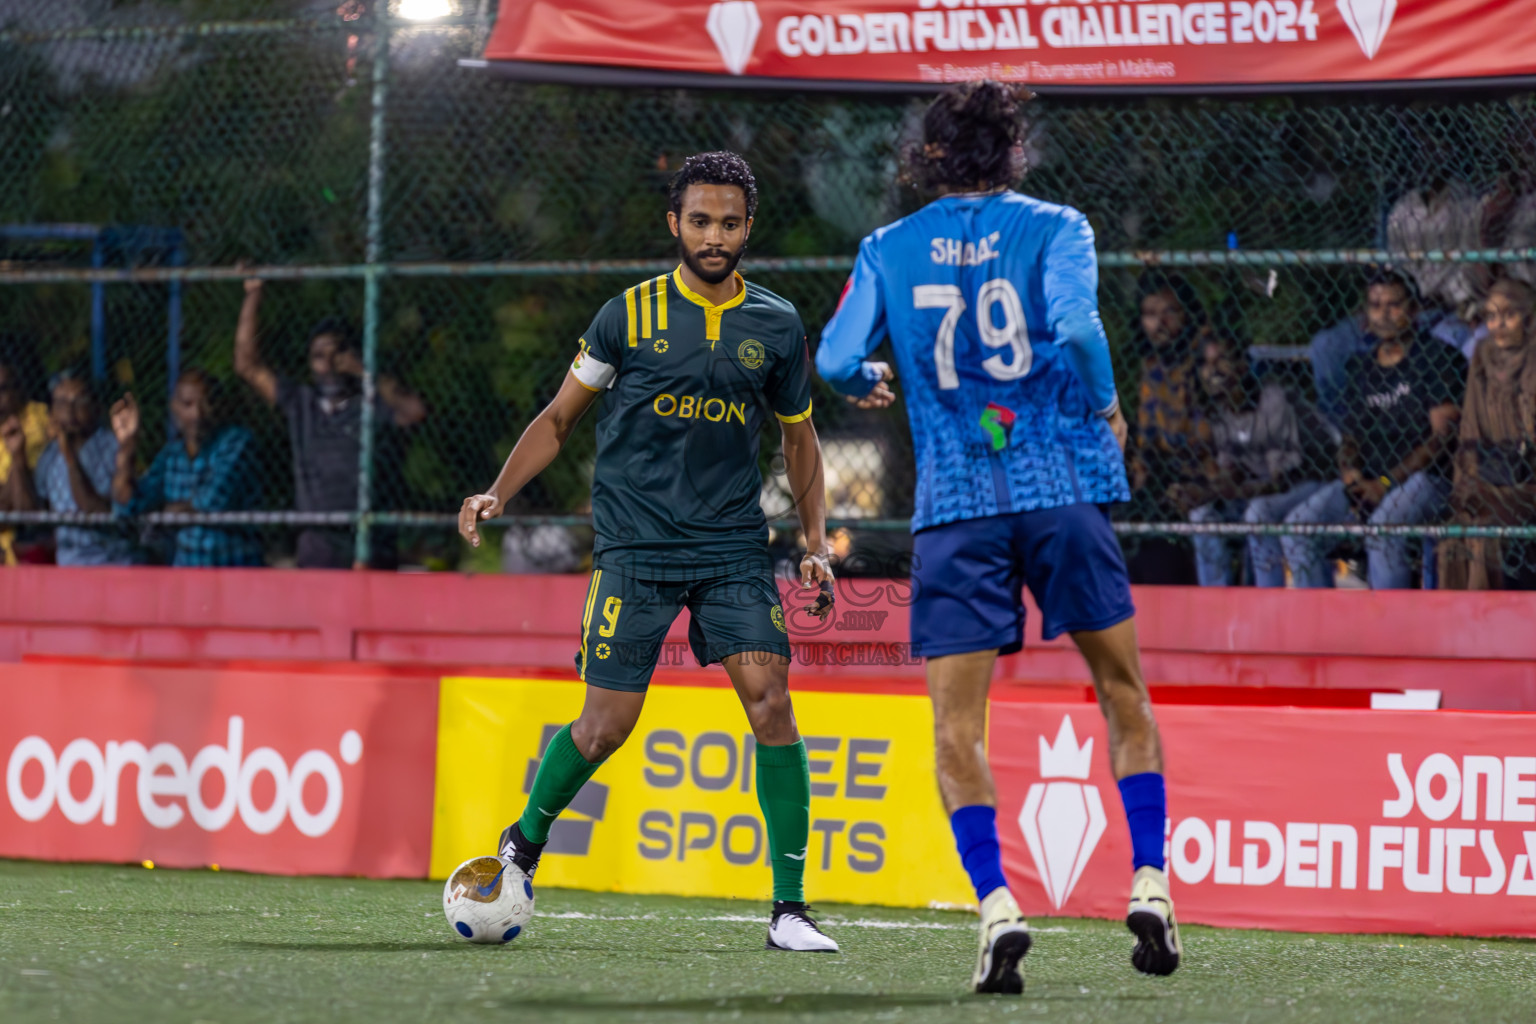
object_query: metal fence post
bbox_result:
[355,8,391,569]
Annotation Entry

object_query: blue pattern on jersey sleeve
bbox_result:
[817,192,1130,532]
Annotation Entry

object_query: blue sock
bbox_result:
[1117,772,1167,872]
[950,805,1009,902]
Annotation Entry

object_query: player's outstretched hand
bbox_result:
[458,493,503,548]
[847,362,896,410]
[801,552,835,619]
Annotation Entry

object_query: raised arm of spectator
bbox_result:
[109,393,170,514]
[110,393,143,507]
[234,276,279,406]
[0,417,38,511]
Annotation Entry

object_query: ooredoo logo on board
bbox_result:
[0,662,439,879]
[5,716,364,837]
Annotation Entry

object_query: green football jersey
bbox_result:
[568,267,815,581]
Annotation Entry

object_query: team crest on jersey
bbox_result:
[595,643,611,660]
[738,339,765,370]
[771,604,787,633]
[653,338,669,354]
[980,402,1017,451]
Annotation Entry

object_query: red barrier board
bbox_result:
[484,0,1536,90]
[0,664,437,878]
[991,703,1536,937]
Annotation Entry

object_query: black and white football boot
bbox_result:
[765,902,840,953]
[1127,865,1182,976]
[497,821,546,879]
[973,887,1032,995]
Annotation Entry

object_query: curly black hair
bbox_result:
[667,151,759,219]
[906,81,1035,194]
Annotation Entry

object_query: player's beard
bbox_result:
[679,239,746,286]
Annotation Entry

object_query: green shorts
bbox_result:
[573,566,793,692]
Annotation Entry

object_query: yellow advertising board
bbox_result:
[430,677,973,909]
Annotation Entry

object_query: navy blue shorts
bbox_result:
[910,504,1135,658]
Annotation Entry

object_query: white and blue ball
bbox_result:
[443,855,534,944]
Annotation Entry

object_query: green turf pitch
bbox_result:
[2,862,1533,1023]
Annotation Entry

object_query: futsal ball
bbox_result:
[443,855,534,944]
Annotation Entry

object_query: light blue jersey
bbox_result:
[817,190,1130,531]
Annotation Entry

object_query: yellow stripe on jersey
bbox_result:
[624,287,638,347]
[775,401,814,424]
[672,266,746,342]
[578,570,602,680]
[654,275,668,332]
[640,277,653,339]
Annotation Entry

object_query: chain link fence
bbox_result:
[2,2,1535,585]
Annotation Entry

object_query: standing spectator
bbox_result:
[1122,273,1212,585]
[1172,337,1334,587]
[1128,273,1212,497]
[1439,279,1536,589]
[1387,179,1491,317]
[109,369,264,567]
[17,370,134,566]
[234,276,426,569]
[0,361,51,565]
[1283,271,1467,588]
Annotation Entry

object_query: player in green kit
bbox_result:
[458,152,839,953]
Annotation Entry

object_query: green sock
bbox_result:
[755,739,811,904]
[518,724,603,844]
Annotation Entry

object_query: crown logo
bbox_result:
[1336,0,1396,60]
[1039,716,1093,781]
[1018,714,1106,909]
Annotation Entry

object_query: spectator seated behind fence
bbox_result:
[1283,270,1467,589]
[1310,273,1480,428]
[1439,279,1536,590]
[1172,337,1335,587]
[108,369,264,567]
[16,370,135,566]
[234,275,426,569]
[0,361,51,565]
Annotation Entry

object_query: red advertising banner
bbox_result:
[482,0,1536,91]
[0,664,438,878]
[991,703,1536,937]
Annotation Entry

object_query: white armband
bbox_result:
[571,345,617,391]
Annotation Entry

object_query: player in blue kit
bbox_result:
[816,82,1179,992]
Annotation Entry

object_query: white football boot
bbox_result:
[973,887,1032,994]
[765,902,840,952]
[1127,865,1182,976]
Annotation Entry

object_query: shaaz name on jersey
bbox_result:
[931,231,1003,267]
